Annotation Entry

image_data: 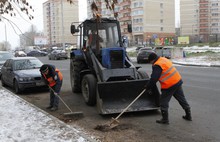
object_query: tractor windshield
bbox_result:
[84,22,121,48]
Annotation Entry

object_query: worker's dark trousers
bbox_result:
[160,85,190,112]
[49,80,63,108]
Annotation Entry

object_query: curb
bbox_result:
[172,61,220,68]
[1,88,98,142]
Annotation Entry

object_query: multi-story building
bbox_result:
[87,0,175,46]
[43,0,79,47]
[180,0,220,43]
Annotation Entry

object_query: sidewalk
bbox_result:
[0,88,98,142]
[129,56,220,67]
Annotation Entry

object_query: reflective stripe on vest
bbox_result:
[154,57,181,89]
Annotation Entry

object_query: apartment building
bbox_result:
[180,0,220,43]
[43,0,79,47]
[87,0,175,45]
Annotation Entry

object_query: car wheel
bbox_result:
[14,80,21,94]
[81,74,97,106]
[1,77,6,87]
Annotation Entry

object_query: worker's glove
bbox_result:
[143,84,149,90]
[147,89,153,95]
[53,92,58,96]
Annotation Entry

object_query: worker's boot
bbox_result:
[46,105,53,109]
[182,108,192,121]
[156,110,169,124]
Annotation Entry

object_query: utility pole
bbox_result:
[4,23,7,50]
[61,0,65,49]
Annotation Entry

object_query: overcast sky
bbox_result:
[0,0,179,49]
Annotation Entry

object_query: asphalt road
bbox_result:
[7,56,220,142]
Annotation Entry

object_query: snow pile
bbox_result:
[0,89,95,142]
[183,46,220,53]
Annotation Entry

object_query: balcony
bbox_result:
[120,8,131,13]
[120,0,131,7]
[119,16,131,21]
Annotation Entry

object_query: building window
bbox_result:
[132,10,144,16]
[160,3,163,8]
[212,13,218,16]
[160,19,163,23]
[133,26,143,32]
[160,27,163,31]
[133,1,143,8]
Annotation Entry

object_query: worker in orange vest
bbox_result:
[145,52,192,124]
[40,64,63,111]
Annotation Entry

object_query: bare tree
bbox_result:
[0,0,34,21]
[91,0,118,18]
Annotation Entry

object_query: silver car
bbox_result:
[48,49,68,60]
[1,57,47,94]
[0,51,14,78]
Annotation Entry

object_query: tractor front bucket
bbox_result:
[96,79,160,114]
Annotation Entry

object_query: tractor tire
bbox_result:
[70,60,87,93]
[137,69,149,79]
[81,74,97,106]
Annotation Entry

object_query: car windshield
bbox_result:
[0,52,14,61]
[139,50,152,55]
[14,59,43,70]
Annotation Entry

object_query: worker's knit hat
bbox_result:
[148,52,158,62]
[40,65,49,73]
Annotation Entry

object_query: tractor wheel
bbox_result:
[70,60,87,93]
[137,69,149,79]
[81,74,97,106]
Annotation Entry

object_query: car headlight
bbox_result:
[19,77,34,82]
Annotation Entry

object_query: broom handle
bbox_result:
[114,89,146,120]
[49,86,73,112]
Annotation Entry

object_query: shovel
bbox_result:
[49,86,84,118]
[95,89,147,131]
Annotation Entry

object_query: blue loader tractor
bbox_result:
[70,18,160,114]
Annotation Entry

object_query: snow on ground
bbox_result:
[127,46,220,67]
[184,46,220,53]
[0,89,96,142]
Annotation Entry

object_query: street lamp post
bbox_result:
[4,23,7,50]
[61,0,65,49]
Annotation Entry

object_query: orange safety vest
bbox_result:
[154,57,181,89]
[43,69,63,87]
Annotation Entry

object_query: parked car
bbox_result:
[136,47,155,63]
[152,46,164,57]
[14,51,27,57]
[27,50,47,57]
[162,46,173,59]
[0,51,14,78]
[48,49,68,60]
[135,46,145,53]
[1,57,47,94]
